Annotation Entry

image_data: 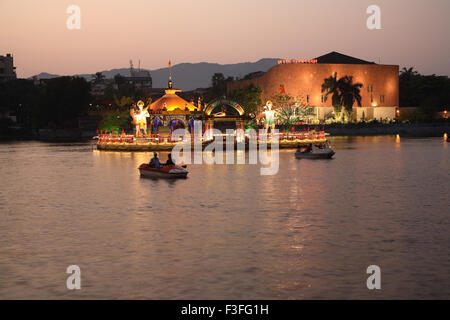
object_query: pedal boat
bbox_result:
[138,163,188,179]
[295,144,335,159]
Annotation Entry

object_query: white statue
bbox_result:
[130,100,150,136]
[263,100,275,133]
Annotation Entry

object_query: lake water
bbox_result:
[0,136,449,299]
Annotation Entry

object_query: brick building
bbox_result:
[227,52,399,121]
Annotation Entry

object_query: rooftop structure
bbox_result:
[0,53,17,82]
[149,61,199,113]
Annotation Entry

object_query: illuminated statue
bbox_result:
[263,100,275,133]
[130,100,150,136]
[212,105,226,117]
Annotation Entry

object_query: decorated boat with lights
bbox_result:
[96,61,331,152]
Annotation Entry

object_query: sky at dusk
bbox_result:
[1,0,449,78]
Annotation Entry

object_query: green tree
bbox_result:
[296,105,316,119]
[113,74,138,98]
[339,76,363,120]
[99,111,129,133]
[92,72,105,83]
[211,73,232,97]
[400,67,418,79]
[0,79,40,126]
[229,84,262,115]
[103,83,116,100]
[113,95,134,110]
[321,72,343,121]
[399,67,450,119]
[321,73,362,122]
[274,104,296,131]
[36,76,91,128]
[271,93,294,109]
[0,77,92,129]
[272,94,314,131]
[114,74,125,85]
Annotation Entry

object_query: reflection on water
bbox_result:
[0,136,449,299]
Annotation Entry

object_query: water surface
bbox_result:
[0,136,449,299]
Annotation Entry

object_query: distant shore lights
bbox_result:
[277,59,318,65]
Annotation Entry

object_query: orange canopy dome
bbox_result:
[149,88,198,113]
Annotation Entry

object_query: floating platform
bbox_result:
[97,141,211,152]
[96,132,329,151]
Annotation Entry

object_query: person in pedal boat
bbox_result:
[165,153,175,165]
[149,152,162,168]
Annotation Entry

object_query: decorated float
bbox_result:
[96,62,329,151]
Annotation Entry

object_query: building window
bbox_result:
[380,95,385,103]
[371,94,373,103]
[306,95,310,103]
[321,95,324,103]
[371,84,374,92]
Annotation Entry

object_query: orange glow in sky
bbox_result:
[1,0,449,78]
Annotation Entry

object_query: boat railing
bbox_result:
[97,130,327,144]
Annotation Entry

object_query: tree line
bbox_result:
[399,67,450,112]
[0,77,90,130]
[0,68,448,134]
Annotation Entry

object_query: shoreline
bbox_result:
[324,124,449,137]
[288,122,449,137]
[1,123,448,142]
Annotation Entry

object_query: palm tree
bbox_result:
[321,72,343,121]
[211,73,227,96]
[339,76,363,121]
[92,72,105,83]
[400,67,418,80]
[399,67,420,107]
[321,73,362,122]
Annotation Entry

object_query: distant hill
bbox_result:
[32,72,60,79]
[150,59,278,90]
[30,58,279,91]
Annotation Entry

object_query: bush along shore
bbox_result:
[280,122,449,137]
[1,122,449,142]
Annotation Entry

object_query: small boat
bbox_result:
[295,143,335,159]
[138,163,188,179]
